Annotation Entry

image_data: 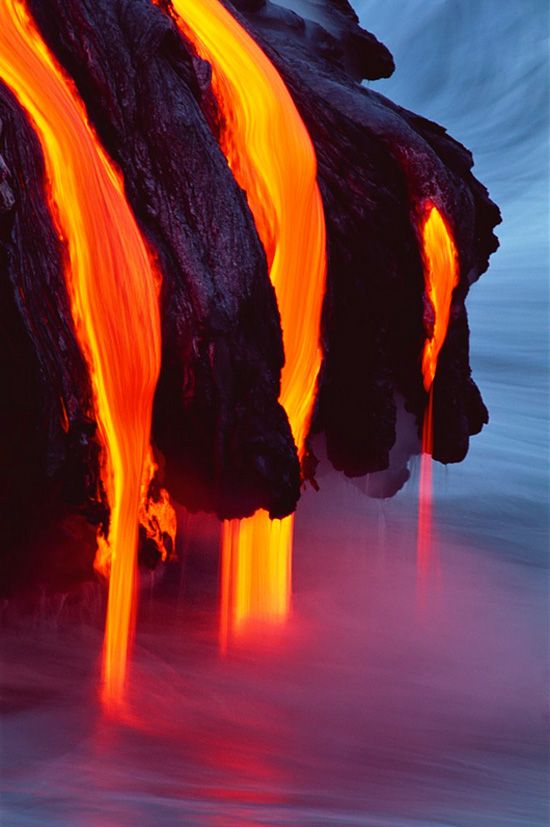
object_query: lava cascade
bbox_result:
[169,0,326,644]
[418,204,459,575]
[0,0,169,705]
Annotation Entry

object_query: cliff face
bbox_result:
[229,0,500,476]
[0,0,499,591]
[27,0,302,523]
[0,85,101,592]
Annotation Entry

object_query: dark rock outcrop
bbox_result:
[232,0,394,81]
[227,0,499,475]
[0,85,101,594]
[28,0,301,520]
[0,0,500,592]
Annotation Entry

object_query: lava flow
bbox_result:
[418,203,459,575]
[0,0,168,706]
[170,0,326,645]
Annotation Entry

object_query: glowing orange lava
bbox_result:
[417,203,459,577]
[169,0,326,644]
[138,451,178,564]
[421,205,460,395]
[0,0,167,706]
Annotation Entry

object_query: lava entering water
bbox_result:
[0,0,172,706]
[169,0,326,645]
[418,203,459,576]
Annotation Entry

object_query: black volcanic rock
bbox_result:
[29,0,300,520]
[224,0,499,475]
[1,0,501,597]
[231,0,395,80]
[0,85,101,595]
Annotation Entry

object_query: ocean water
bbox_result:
[1,2,548,825]
[360,0,549,565]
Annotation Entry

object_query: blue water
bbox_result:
[1,2,548,825]
[359,0,549,566]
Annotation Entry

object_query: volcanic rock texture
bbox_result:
[0,0,500,592]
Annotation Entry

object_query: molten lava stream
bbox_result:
[417,204,459,582]
[170,0,326,647]
[0,0,166,707]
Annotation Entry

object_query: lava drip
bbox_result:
[418,204,459,576]
[417,389,434,575]
[169,0,326,645]
[0,0,173,706]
